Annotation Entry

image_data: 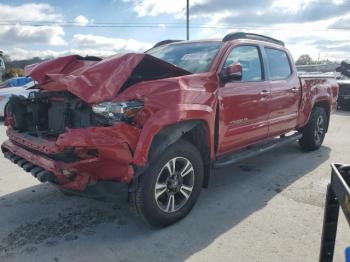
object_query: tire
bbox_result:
[299,107,328,151]
[129,139,204,227]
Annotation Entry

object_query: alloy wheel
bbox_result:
[154,157,195,213]
[315,115,325,144]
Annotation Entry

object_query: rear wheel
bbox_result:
[129,139,204,227]
[299,107,328,151]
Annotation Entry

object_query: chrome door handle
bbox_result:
[260,90,270,96]
[291,87,299,93]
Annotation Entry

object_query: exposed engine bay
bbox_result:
[7,92,93,137]
[5,91,127,138]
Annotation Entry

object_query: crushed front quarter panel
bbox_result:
[115,72,219,165]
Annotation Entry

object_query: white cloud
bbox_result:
[73,34,152,52]
[0,3,63,22]
[5,44,153,61]
[124,0,206,17]
[74,15,89,26]
[6,48,63,61]
[4,33,153,60]
[123,0,350,61]
[0,3,66,47]
[5,47,120,61]
[0,24,66,46]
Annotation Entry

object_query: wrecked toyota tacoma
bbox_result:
[1,32,339,227]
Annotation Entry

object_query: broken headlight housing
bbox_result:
[92,100,144,124]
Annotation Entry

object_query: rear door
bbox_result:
[264,47,300,136]
[217,45,270,155]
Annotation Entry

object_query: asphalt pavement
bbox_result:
[0,111,350,262]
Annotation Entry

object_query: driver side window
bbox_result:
[224,45,263,81]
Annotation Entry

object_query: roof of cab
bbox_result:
[151,32,284,50]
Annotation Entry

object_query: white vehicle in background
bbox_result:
[0,81,36,117]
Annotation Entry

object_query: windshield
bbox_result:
[147,42,222,73]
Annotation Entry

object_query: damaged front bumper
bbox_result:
[1,123,141,191]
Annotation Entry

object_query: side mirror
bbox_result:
[220,63,243,82]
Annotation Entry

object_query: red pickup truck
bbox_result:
[2,33,338,227]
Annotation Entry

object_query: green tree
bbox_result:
[296,54,313,65]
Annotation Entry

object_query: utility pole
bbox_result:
[186,0,189,40]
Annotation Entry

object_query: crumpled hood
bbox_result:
[25,53,190,104]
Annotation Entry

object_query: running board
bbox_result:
[213,132,302,169]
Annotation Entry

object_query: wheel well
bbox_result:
[147,120,211,188]
[314,100,330,132]
[182,122,211,188]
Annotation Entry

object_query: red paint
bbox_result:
[217,80,270,154]
[2,39,339,191]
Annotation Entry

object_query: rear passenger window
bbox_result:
[265,48,292,80]
[223,45,262,81]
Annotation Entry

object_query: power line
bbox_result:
[0,22,349,32]
[0,20,188,25]
[1,20,350,27]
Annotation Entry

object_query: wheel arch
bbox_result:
[132,119,213,189]
[149,120,212,188]
[298,98,331,132]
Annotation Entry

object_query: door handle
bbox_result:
[291,87,299,93]
[260,90,270,96]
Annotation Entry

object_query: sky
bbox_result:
[0,0,350,61]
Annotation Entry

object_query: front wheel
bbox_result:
[299,107,328,151]
[129,139,204,227]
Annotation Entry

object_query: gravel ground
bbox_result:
[0,111,349,262]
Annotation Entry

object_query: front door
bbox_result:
[217,45,270,155]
